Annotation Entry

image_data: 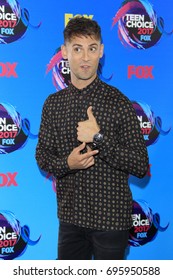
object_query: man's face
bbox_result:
[61,35,104,89]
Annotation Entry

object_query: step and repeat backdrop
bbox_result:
[0,0,172,260]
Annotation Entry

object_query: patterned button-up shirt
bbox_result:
[36,77,149,231]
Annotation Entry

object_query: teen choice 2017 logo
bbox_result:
[46,48,71,91]
[0,210,41,260]
[0,0,41,44]
[129,200,169,246]
[132,101,171,146]
[112,0,173,49]
[0,102,37,154]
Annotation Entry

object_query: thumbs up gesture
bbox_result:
[77,106,100,143]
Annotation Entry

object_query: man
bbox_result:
[35,17,149,260]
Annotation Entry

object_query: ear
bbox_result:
[99,44,104,58]
[61,44,68,59]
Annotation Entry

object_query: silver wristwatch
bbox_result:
[92,130,104,149]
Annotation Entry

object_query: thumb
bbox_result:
[87,106,95,121]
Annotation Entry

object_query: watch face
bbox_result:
[94,133,103,144]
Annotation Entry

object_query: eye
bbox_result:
[90,46,97,52]
[74,47,81,53]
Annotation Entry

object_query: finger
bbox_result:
[87,160,95,168]
[75,142,86,152]
[77,121,83,127]
[81,149,99,160]
[82,156,95,168]
[86,145,92,152]
[87,106,95,121]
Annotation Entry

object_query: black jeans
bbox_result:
[58,221,129,260]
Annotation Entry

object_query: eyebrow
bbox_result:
[72,43,99,47]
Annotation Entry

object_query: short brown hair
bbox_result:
[63,16,102,43]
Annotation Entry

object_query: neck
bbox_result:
[71,75,97,90]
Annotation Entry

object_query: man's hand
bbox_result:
[77,106,100,143]
[67,142,98,170]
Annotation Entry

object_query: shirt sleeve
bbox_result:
[98,95,149,178]
[35,95,71,179]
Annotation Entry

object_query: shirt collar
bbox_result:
[68,76,100,95]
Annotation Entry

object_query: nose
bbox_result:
[82,50,89,61]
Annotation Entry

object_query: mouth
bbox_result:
[81,65,91,70]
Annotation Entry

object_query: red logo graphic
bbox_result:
[128,65,154,79]
[0,62,18,77]
[0,172,18,187]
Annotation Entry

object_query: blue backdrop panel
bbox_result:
[0,0,172,260]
